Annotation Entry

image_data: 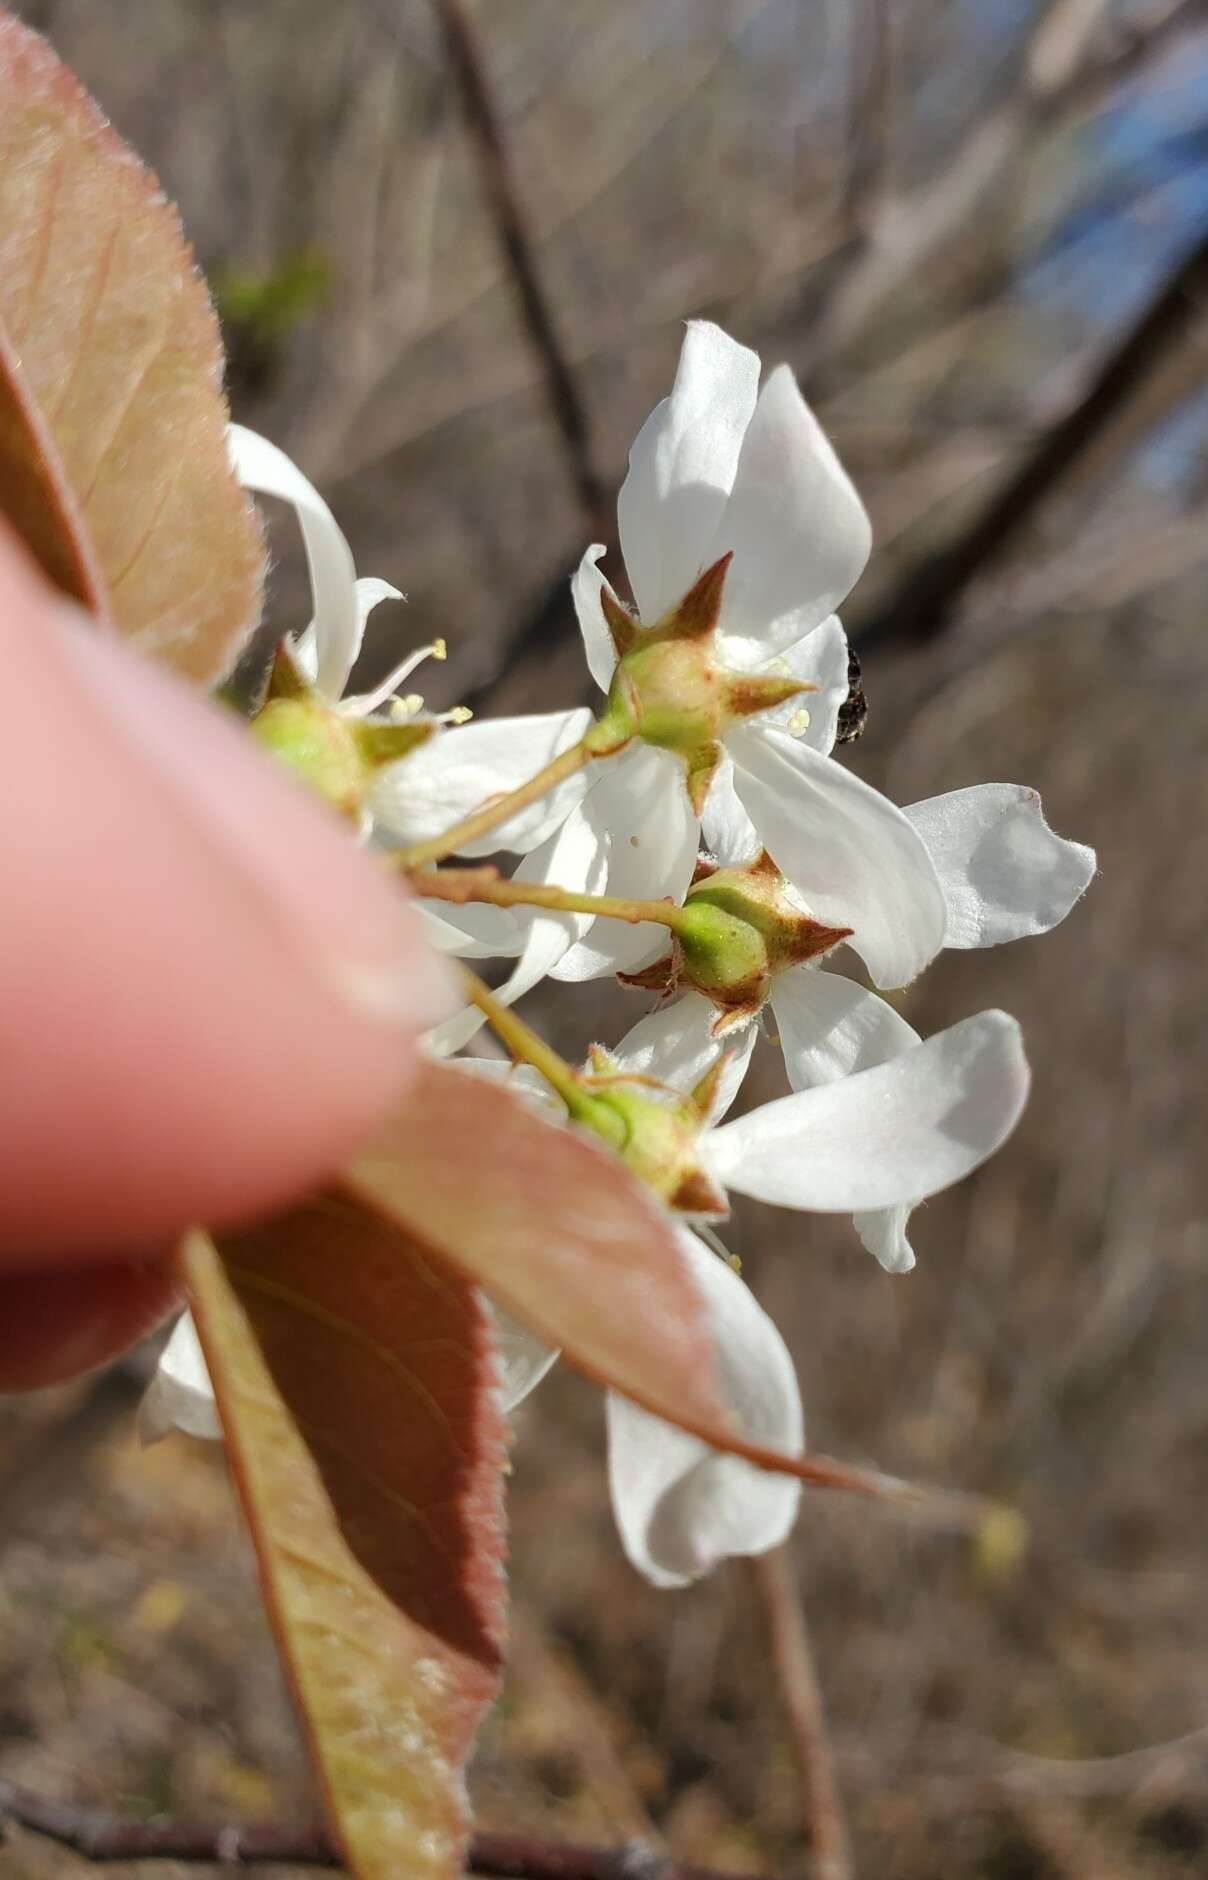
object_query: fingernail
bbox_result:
[60,613,453,1033]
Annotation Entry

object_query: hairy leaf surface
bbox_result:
[0,13,263,678]
[184,1220,506,1880]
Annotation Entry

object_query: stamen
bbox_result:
[787,707,811,735]
[439,706,473,725]
[342,640,449,716]
[695,1222,741,1272]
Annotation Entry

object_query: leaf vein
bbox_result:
[226,1260,469,1456]
[14,141,67,343]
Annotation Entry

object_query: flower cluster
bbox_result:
[148,324,1094,1590]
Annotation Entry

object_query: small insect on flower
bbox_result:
[835,644,868,744]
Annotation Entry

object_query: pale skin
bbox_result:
[0,529,444,1389]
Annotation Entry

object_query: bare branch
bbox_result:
[750,1549,852,1880]
[843,0,892,230]
[855,221,1208,650]
[0,1781,768,1878]
[420,0,611,542]
[1047,0,1208,116]
[808,0,1205,373]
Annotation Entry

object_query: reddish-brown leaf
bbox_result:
[0,14,263,680]
[341,1058,730,1439]
[184,1213,506,1880]
[343,1062,914,1502]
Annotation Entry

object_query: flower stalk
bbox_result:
[458,968,623,1143]
[399,729,614,867]
[410,865,691,934]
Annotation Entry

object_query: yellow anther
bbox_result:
[787,707,812,735]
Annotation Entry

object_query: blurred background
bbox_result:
[3,1,1208,1874]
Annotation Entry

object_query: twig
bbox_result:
[749,1549,852,1880]
[0,1781,765,1878]
[426,0,612,544]
[809,0,1201,376]
[1047,0,1208,115]
[843,0,891,230]
[854,221,1208,650]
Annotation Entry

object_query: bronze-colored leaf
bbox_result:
[0,318,103,611]
[343,1063,907,1501]
[183,1217,506,1880]
[341,1058,729,1438]
[0,14,263,680]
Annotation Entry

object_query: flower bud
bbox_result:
[250,695,365,819]
[249,643,433,823]
[622,853,853,1032]
[572,1054,729,1216]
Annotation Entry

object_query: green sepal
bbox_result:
[573,1063,728,1217]
[250,696,364,818]
[352,717,436,768]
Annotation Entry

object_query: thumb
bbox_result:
[0,531,447,1373]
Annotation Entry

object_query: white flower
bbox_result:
[601,988,1030,1234]
[493,1225,803,1590]
[142,1221,802,1592]
[766,791,1091,1268]
[140,1314,221,1443]
[481,989,1026,1573]
[687,753,1095,1263]
[604,1228,802,1588]
[903,783,1096,950]
[378,323,945,988]
[229,424,531,961]
[229,424,430,716]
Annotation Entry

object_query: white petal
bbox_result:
[706,1010,1030,1212]
[431,802,609,1051]
[572,544,622,693]
[370,708,594,856]
[770,973,924,1273]
[228,424,361,702]
[769,968,920,1091]
[713,611,851,758]
[611,991,756,1121]
[607,1226,802,1588]
[139,1315,221,1444]
[729,725,947,989]
[425,1003,491,1057]
[338,582,419,714]
[700,752,760,863]
[617,322,761,624]
[772,615,851,752]
[905,784,1096,949]
[501,800,609,979]
[551,746,699,979]
[413,899,524,959]
[447,1055,561,1115]
[853,1204,917,1274]
[684,617,865,902]
[707,366,871,660]
[487,1303,560,1413]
